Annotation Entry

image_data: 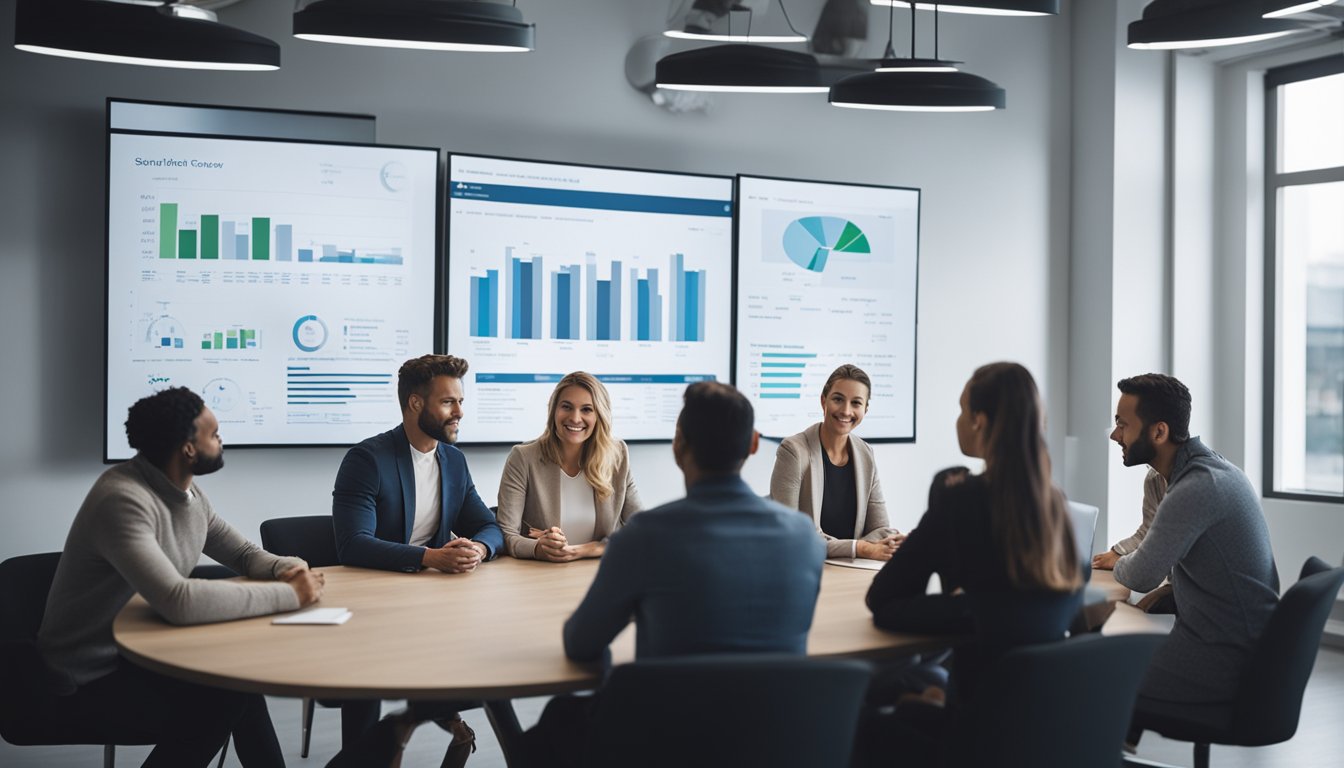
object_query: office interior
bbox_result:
[0,0,1341,763]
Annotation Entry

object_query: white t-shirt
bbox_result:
[408,444,441,547]
[558,469,597,545]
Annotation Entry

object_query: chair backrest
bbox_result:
[1230,556,1344,744]
[584,654,871,768]
[260,516,340,567]
[0,552,62,645]
[1067,500,1099,563]
[948,633,1164,768]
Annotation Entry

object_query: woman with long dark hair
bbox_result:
[863,362,1082,764]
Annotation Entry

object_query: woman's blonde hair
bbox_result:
[537,372,619,499]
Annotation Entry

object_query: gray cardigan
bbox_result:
[495,439,642,559]
[38,456,303,686]
[769,423,897,559]
[1114,438,1279,707]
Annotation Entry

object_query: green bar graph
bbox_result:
[178,230,197,260]
[201,215,219,260]
[251,217,270,260]
[213,332,224,349]
[159,203,178,259]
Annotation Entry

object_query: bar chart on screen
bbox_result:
[447,154,733,442]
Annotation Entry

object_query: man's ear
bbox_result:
[408,393,422,414]
[748,429,760,457]
[1150,421,1170,446]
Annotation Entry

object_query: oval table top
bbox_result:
[114,558,955,701]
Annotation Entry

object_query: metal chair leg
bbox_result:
[217,734,230,768]
[1194,742,1210,768]
[301,697,315,758]
[103,744,115,768]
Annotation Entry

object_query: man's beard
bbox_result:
[191,451,225,476]
[419,409,457,445]
[1123,428,1156,467]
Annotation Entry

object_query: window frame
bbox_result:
[1262,53,1344,503]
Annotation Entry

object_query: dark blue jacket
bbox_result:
[331,425,503,572]
[563,475,824,664]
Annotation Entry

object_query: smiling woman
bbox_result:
[769,364,904,560]
[494,372,643,561]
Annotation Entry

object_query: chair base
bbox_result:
[1122,741,1210,768]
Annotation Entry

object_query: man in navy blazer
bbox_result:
[527,381,825,766]
[329,353,502,750]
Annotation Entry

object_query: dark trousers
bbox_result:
[522,693,597,768]
[50,660,284,768]
[338,700,382,748]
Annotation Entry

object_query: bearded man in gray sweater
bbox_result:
[37,387,326,767]
[1109,374,1279,731]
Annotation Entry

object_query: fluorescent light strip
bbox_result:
[657,83,830,93]
[867,1,1050,16]
[14,43,278,70]
[663,30,807,43]
[1264,0,1338,18]
[875,65,960,72]
[1128,30,1298,49]
[293,33,530,52]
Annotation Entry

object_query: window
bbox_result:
[1266,55,1344,500]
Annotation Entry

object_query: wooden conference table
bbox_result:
[113,559,1128,761]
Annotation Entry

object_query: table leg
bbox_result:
[484,699,525,767]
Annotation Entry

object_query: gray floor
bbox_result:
[4,649,1343,767]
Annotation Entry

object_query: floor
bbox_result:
[3,648,1342,767]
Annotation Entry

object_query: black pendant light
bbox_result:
[14,0,281,70]
[868,0,1059,16]
[1128,0,1307,49]
[656,44,827,93]
[1262,0,1339,17]
[830,3,1005,111]
[293,0,535,52]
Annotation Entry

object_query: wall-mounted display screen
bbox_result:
[105,131,439,459]
[446,154,733,443]
[735,175,920,441]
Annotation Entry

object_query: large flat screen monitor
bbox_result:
[735,175,920,442]
[105,127,440,460]
[446,154,734,443]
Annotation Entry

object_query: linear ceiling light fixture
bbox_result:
[293,0,535,52]
[14,0,281,70]
[1262,0,1339,17]
[830,3,1004,112]
[868,0,1059,17]
[1128,0,1307,49]
[665,1,808,43]
[655,44,827,93]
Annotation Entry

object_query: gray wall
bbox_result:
[0,1,1074,561]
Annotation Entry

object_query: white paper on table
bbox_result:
[272,608,352,625]
[825,558,884,571]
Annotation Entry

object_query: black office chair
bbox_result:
[0,552,228,768]
[948,633,1164,768]
[583,654,872,768]
[259,515,341,758]
[1128,556,1344,768]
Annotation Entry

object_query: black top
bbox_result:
[866,469,1082,703]
[818,448,858,541]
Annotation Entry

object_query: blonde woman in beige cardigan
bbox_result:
[770,364,904,561]
[496,372,642,561]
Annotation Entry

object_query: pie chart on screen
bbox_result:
[781,216,871,273]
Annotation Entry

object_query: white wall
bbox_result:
[0,1,1074,561]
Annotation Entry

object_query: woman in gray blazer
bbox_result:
[496,371,642,561]
[769,364,903,561]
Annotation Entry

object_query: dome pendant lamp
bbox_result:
[293,0,535,52]
[1128,0,1307,50]
[665,0,809,43]
[655,0,826,94]
[830,3,1005,112]
[868,0,1059,17]
[14,0,281,70]
[1262,0,1339,17]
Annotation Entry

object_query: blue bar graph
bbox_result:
[275,224,293,262]
[550,266,581,340]
[470,269,500,337]
[668,253,707,342]
[298,248,314,263]
[629,267,662,342]
[585,255,622,341]
[505,247,544,340]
